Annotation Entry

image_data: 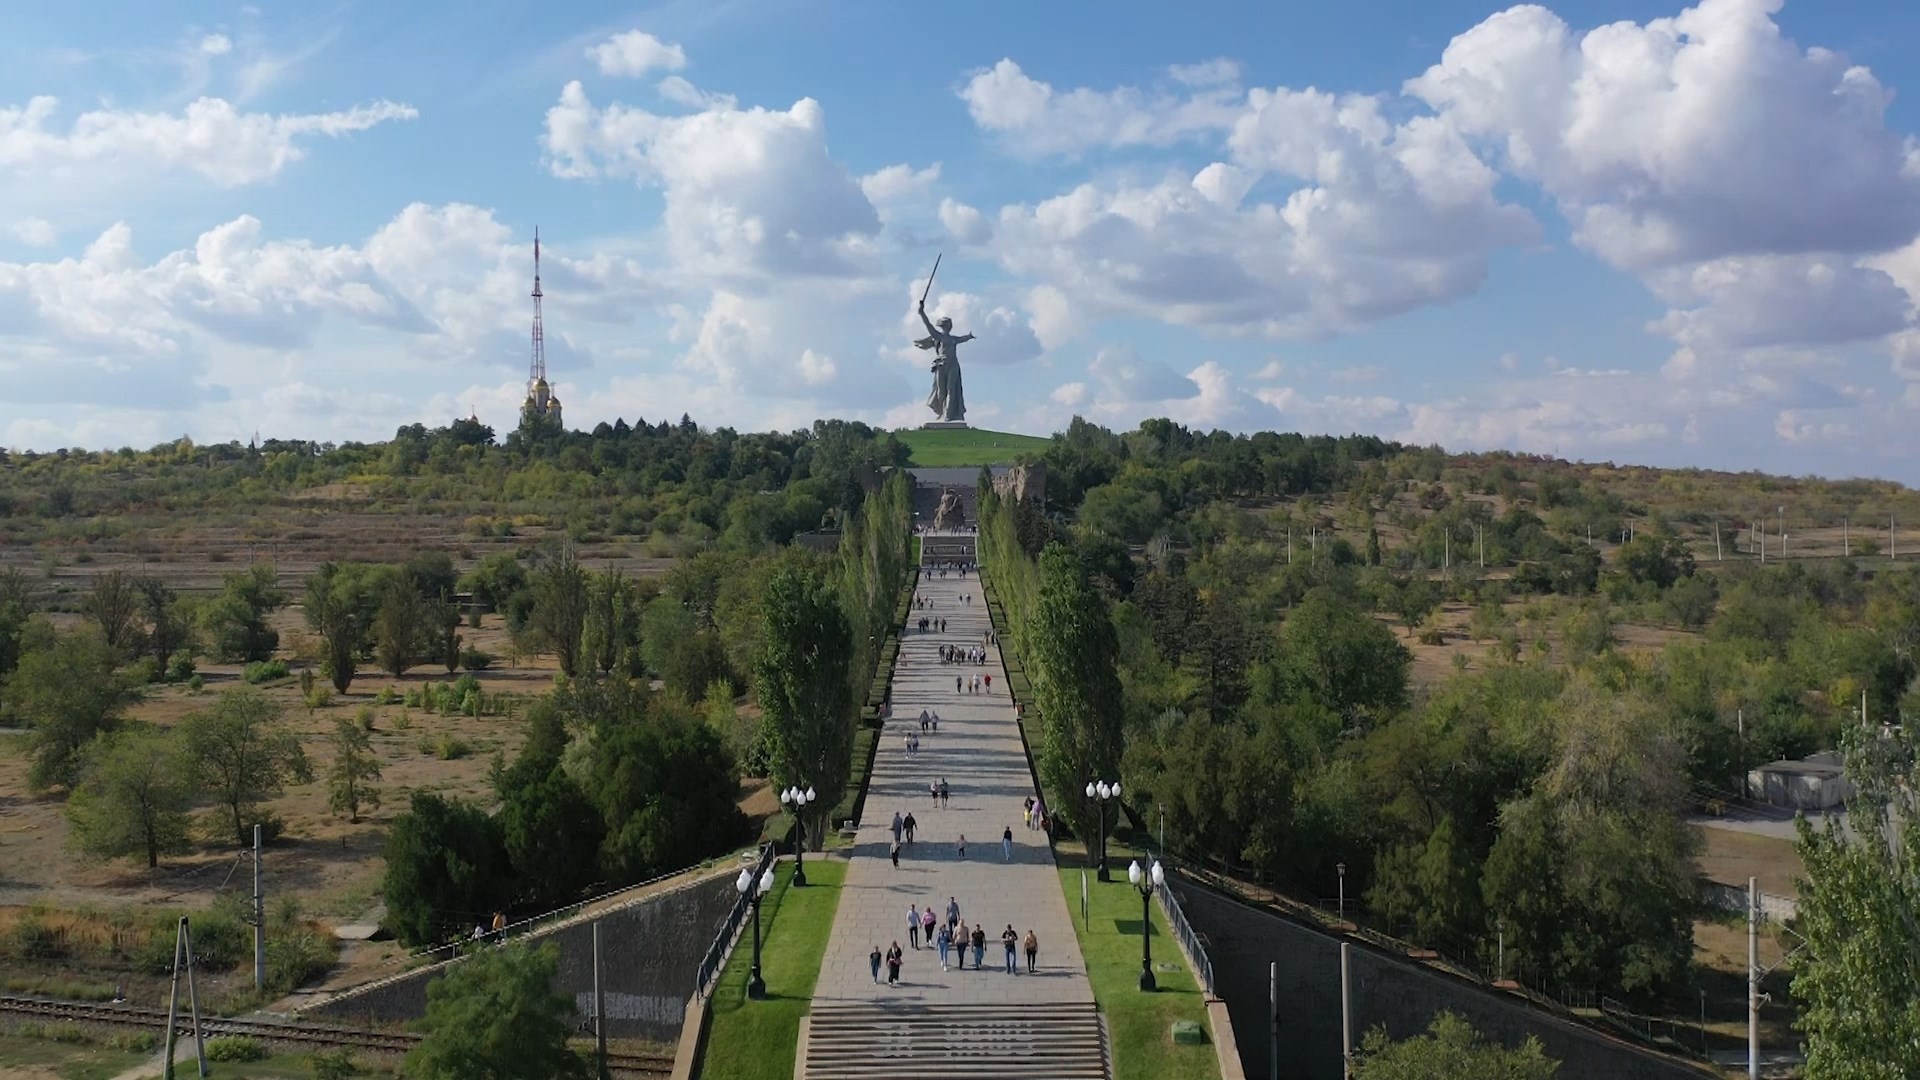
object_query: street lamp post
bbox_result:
[1085,779,1119,883]
[779,786,817,887]
[1336,862,1347,921]
[735,862,776,999]
[1128,859,1165,992]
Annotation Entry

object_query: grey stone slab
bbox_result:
[815,572,1093,1006]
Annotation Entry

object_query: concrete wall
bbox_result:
[1173,879,1711,1080]
[307,871,739,1043]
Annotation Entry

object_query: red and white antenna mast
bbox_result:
[528,227,546,387]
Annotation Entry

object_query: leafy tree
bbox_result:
[1391,574,1440,637]
[435,597,461,674]
[499,769,604,908]
[1028,544,1126,843]
[640,596,731,700]
[403,942,589,1080]
[202,564,285,662]
[305,566,366,693]
[1273,589,1410,727]
[0,566,35,680]
[582,568,639,676]
[373,573,430,677]
[11,628,131,790]
[752,562,854,850]
[86,569,144,661]
[1615,533,1695,590]
[1365,524,1383,566]
[139,578,192,676]
[529,547,590,677]
[326,716,383,823]
[1353,1012,1558,1080]
[180,687,314,845]
[1792,725,1920,1080]
[578,689,748,881]
[382,792,511,947]
[65,728,195,868]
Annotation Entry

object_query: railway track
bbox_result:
[0,994,673,1074]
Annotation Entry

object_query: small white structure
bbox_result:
[1747,751,1852,811]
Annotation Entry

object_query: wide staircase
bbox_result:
[802,1002,1109,1079]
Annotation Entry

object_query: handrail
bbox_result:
[1157,860,1215,995]
[693,844,777,1000]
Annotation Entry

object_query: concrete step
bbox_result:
[802,1002,1109,1080]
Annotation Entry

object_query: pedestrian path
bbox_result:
[811,569,1093,1008]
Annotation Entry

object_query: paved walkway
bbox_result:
[813,568,1093,1005]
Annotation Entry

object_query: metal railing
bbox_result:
[1158,864,1215,995]
[694,844,776,999]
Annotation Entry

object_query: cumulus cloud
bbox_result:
[588,31,687,78]
[0,94,417,186]
[9,218,56,246]
[860,162,940,206]
[542,81,881,281]
[959,59,1244,156]
[1407,0,1920,271]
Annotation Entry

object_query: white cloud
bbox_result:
[656,76,736,112]
[1407,0,1920,271]
[9,218,55,246]
[542,81,881,281]
[1088,344,1198,402]
[199,34,233,56]
[588,31,687,78]
[1025,284,1073,350]
[860,162,940,206]
[1051,381,1087,407]
[1168,59,1242,88]
[938,198,989,246]
[959,59,1244,156]
[0,95,417,186]
[798,347,837,385]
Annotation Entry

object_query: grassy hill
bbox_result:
[895,426,1051,467]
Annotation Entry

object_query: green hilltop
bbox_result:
[894,426,1052,467]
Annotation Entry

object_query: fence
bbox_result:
[1700,880,1799,921]
[694,844,777,999]
[1159,875,1215,996]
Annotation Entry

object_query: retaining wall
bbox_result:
[1173,879,1713,1080]
[305,871,739,1043]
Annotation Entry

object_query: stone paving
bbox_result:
[812,566,1093,1005]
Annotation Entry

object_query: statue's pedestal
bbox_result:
[921,421,970,430]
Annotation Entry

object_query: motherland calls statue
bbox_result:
[915,298,973,424]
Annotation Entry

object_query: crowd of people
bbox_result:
[869,575,1043,989]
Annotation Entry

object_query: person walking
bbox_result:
[946,896,960,934]
[956,674,962,694]
[1024,929,1038,973]
[908,904,921,949]
[891,810,903,847]
[956,833,967,859]
[955,921,969,969]
[930,779,940,806]
[886,942,903,986]
[904,812,917,844]
[936,921,953,971]
[890,840,900,868]
[970,924,986,970]
[870,945,882,984]
[1002,825,1013,863]
[922,906,937,949]
[939,779,950,808]
[1002,925,1018,974]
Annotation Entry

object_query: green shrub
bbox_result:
[167,654,197,682]
[376,686,400,706]
[437,736,470,761]
[310,1049,361,1079]
[205,1036,268,1062]
[14,913,69,960]
[125,657,162,684]
[187,673,205,692]
[244,659,291,684]
[356,705,376,732]
[459,648,494,671]
[305,686,334,710]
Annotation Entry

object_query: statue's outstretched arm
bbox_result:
[956,333,976,343]
[918,308,937,335]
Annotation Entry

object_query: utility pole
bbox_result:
[1444,531,1450,571]
[1893,515,1898,560]
[1843,518,1849,557]
[1477,525,1484,569]
[253,824,265,990]
[1758,515,1765,564]
[1748,877,1760,1080]
[1340,942,1354,1079]
[185,920,207,1077]
[1269,960,1279,1080]
[593,921,608,1079]
[1714,521,1722,561]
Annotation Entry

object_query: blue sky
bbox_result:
[4,0,1920,481]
